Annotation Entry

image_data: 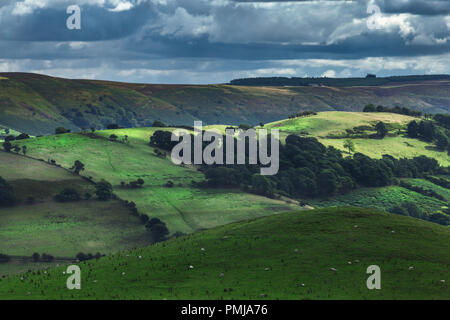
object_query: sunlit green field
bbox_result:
[1,207,448,300]
[11,131,299,234]
[266,112,450,166]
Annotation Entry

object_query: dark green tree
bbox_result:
[70,160,85,175]
[407,121,419,138]
[375,121,388,138]
[2,141,12,152]
[95,180,113,201]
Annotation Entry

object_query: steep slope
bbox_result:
[0,207,448,299]
[0,73,449,135]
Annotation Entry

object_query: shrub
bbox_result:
[15,133,30,140]
[0,253,11,263]
[146,219,169,242]
[55,127,70,134]
[152,121,166,127]
[41,253,54,262]
[32,253,40,262]
[95,180,113,201]
[2,141,12,152]
[54,188,81,202]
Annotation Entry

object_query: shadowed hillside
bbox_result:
[1,207,449,300]
[1,73,449,135]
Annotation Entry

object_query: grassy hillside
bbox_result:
[0,207,448,300]
[309,185,447,215]
[10,131,299,235]
[0,151,152,275]
[0,73,449,135]
[266,112,450,166]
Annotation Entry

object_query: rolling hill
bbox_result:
[0,151,153,275]
[1,73,449,135]
[266,111,450,166]
[0,207,448,300]
[8,130,298,235]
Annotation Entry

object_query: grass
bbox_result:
[0,151,152,275]
[11,132,299,234]
[402,178,450,201]
[309,186,448,215]
[267,111,415,137]
[266,112,450,166]
[0,200,151,257]
[0,207,448,300]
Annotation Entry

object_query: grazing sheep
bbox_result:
[189,265,194,269]
[409,266,414,270]
[330,268,338,272]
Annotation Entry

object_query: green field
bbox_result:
[266,112,450,166]
[0,151,152,275]
[10,131,299,234]
[0,207,448,300]
[309,185,448,215]
[402,178,450,201]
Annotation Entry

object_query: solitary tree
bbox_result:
[407,120,419,138]
[70,160,85,175]
[343,139,356,154]
[375,121,388,138]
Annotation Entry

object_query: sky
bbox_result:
[0,0,449,84]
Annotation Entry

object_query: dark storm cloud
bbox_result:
[0,0,448,83]
[378,0,450,16]
[0,3,152,41]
